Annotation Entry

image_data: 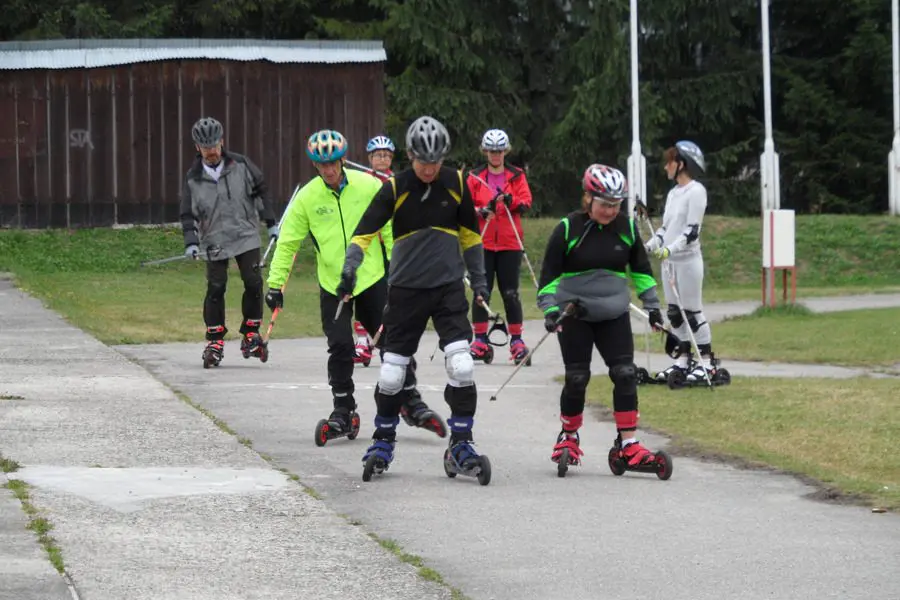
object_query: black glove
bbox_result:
[648,308,664,331]
[544,310,562,333]
[478,207,492,219]
[337,265,357,299]
[473,287,490,306]
[265,288,283,311]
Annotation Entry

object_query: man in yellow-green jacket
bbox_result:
[265,129,444,443]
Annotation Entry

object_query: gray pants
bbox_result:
[662,256,712,348]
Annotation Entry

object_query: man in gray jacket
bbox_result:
[180,117,279,368]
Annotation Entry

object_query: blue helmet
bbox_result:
[366,135,395,153]
[306,129,348,163]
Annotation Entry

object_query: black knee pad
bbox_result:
[243,271,263,293]
[443,383,477,417]
[609,363,637,392]
[563,363,591,395]
[686,310,706,333]
[666,305,683,328]
[206,282,227,303]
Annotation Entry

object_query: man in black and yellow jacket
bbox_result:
[338,116,493,484]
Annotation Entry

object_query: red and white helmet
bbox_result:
[582,164,628,203]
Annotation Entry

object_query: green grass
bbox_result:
[588,375,900,510]
[4,478,66,573]
[713,305,900,367]
[1,215,899,343]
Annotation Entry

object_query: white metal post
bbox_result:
[627,0,647,220]
[760,0,780,214]
[889,0,900,215]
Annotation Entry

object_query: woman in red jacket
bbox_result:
[467,128,534,365]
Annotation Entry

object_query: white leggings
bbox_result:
[662,256,711,347]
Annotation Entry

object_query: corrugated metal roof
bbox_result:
[0,38,386,70]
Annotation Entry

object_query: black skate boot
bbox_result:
[509,337,532,366]
[469,336,494,364]
[399,389,447,438]
[683,345,731,388]
[202,339,224,369]
[240,332,269,363]
[442,416,491,486]
[362,415,398,482]
[314,405,361,447]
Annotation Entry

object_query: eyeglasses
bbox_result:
[370,151,393,160]
[591,196,623,207]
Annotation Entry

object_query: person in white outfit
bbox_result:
[644,140,714,383]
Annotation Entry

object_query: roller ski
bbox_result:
[353,341,374,367]
[607,435,673,480]
[361,439,394,482]
[202,339,224,369]
[663,353,731,390]
[399,392,448,438]
[509,338,532,366]
[314,408,361,447]
[551,430,583,478]
[443,438,492,486]
[240,332,269,363]
[469,338,494,364]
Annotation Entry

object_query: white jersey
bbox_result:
[653,179,707,263]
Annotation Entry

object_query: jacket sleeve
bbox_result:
[266,188,309,290]
[666,184,707,254]
[467,174,490,209]
[627,221,660,310]
[537,219,568,315]
[344,178,396,271]
[245,155,277,227]
[457,173,487,292]
[179,178,200,248]
[510,173,533,213]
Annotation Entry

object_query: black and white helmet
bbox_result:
[192,117,223,148]
[675,140,706,174]
[481,128,510,152]
[406,116,451,163]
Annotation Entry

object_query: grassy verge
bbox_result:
[713,305,900,367]
[587,376,900,510]
[1,215,899,344]
[1,454,66,573]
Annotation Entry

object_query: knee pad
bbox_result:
[609,363,637,392]
[207,282,226,303]
[667,305,684,328]
[686,310,706,333]
[378,352,410,396]
[243,271,263,293]
[444,339,475,387]
[563,363,591,395]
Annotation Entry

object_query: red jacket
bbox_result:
[467,165,533,252]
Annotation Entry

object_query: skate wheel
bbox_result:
[655,450,674,480]
[347,413,361,441]
[203,358,212,369]
[443,449,457,478]
[557,449,569,478]
[362,454,381,482]
[636,367,650,385]
[667,369,686,390]
[362,358,371,367]
[259,344,269,363]
[483,349,494,365]
[715,368,731,385]
[525,355,532,367]
[314,419,329,447]
[608,447,626,476]
[476,455,492,486]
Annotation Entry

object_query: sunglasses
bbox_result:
[591,195,623,207]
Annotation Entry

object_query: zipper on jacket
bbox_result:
[334,190,347,251]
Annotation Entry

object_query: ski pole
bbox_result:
[141,252,208,267]
[345,159,391,180]
[662,261,714,390]
[263,246,302,345]
[260,183,300,268]
[489,303,575,402]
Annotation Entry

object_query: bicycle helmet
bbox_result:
[582,164,628,202]
[191,117,223,148]
[675,140,706,174]
[366,135,395,154]
[307,129,348,163]
[481,129,510,152]
[405,116,451,163]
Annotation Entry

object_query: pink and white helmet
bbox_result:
[582,164,628,203]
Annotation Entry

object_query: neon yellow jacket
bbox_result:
[267,169,392,296]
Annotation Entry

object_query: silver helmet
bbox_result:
[406,116,451,163]
[192,117,223,148]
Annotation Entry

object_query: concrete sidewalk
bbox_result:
[0,278,451,600]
